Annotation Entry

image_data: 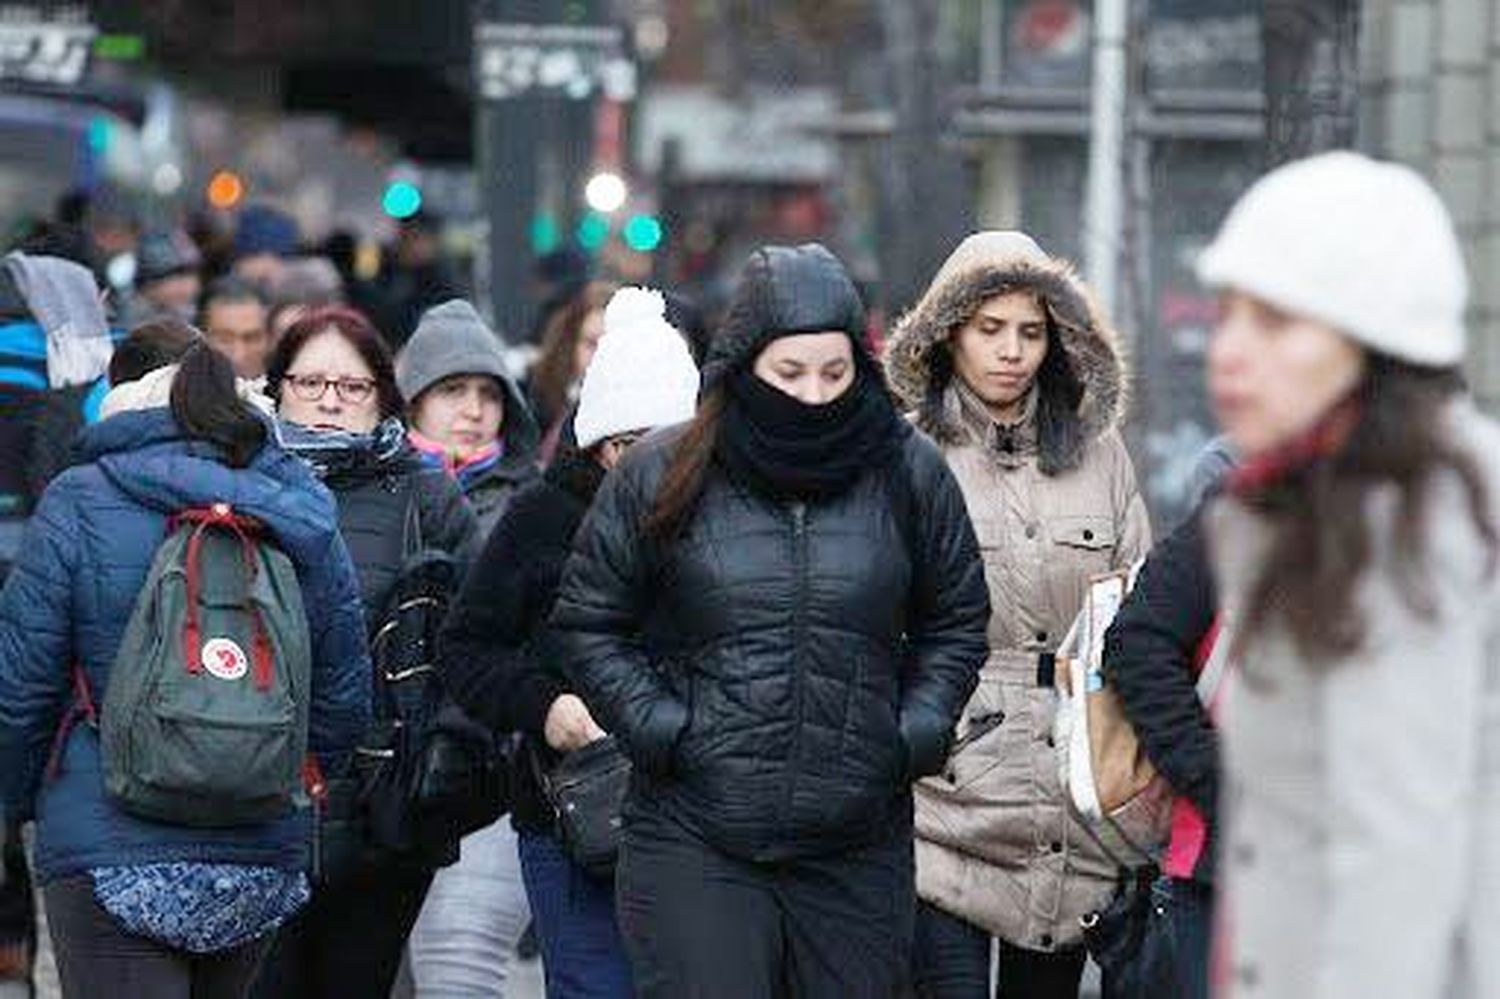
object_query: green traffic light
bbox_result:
[623,214,664,252]
[382,182,423,219]
[577,212,610,251]
[531,214,561,253]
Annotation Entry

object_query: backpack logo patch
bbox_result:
[202,638,250,681]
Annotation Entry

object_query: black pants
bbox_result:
[248,858,432,999]
[44,876,270,999]
[0,818,34,982]
[616,811,914,998]
[912,901,1087,999]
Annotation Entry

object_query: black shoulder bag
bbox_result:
[359,491,513,867]
[533,735,631,880]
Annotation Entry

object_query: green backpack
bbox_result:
[98,503,312,828]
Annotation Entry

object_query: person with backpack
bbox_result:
[395,300,541,994]
[883,231,1152,998]
[1197,153,1500,998]
[250,307,479,999]
[438,286,699,998]
[551,244,990,998]
[0,340,371,999]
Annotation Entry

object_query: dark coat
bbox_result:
[1102,504,1220,882]
[0,409,371,881]
[318,446,478,623]
[550,427,990,862]
[439,450,604,833]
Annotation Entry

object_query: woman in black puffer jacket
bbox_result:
[251,306,477,999]
[551,244,991,998]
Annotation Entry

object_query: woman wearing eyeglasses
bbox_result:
[251,306,479,999]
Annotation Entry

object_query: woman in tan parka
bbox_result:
[885,231,1151,998]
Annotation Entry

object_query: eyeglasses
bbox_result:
[283,373,377,405]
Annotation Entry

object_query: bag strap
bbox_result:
[174,504,274,691]
[400,478,424,560]
[45,662,97,781]
[1193,614,1232,709]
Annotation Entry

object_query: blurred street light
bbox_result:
[382,180,424,219]
[207,170,245,209]
[584,170,627,213]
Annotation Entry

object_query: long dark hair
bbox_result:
[264,306,403,419]
[644,387,726,540]
[170,343,267,468]
[1242,358,1498,661]
[110,318,200,385]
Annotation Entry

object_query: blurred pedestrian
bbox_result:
[267,257,345,342]
[200,276,272,381]
[251,307,478,999]
[528,281,616,465]
[0,248,117,579]
[0,338,371,999]
[397,300,540,532]
[526,246,592,346]
[379,212,461,351]
[884,231,1152,998]
[1198,151,1500,998]
[552,244,990,998]
[232,204,299,295]
[127,229,203,326]
[395,299,539,996]
[1100,438,1237,999]
[439,287,698,999]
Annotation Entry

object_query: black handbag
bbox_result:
[359,504,511,866]
[536,736,631,880]
[1081,866,1181,998]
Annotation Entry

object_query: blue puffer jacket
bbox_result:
[0,408,372,882]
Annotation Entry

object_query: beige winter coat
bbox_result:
[1210,401,1500,999]
[885,232,1152,951]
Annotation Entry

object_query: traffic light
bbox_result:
[623,214,664,252]
[530,213,561,253]
[382,181,423,219]
[576,212,611,251]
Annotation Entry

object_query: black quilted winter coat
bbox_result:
[551,426,990,862]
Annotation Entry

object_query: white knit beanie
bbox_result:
[1197,151,1469,367]
[574,287,700,450]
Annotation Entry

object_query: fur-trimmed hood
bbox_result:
[883,231,1127,458]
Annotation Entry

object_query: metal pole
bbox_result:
[1083,0,1128,315]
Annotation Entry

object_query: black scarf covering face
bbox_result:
[716,360,904,502]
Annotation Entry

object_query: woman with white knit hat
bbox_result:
[439,286,699,999]
[1198,151,1500,999]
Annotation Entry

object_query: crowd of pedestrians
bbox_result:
[0,149,1495,999]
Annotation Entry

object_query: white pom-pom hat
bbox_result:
[1197,151,1469,367]
[574,287,701,450]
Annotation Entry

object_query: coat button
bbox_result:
[944,768,956,783]
[1082,529,1095,541]
[1025,525,1037,539]
[1050,841,1063,854]
[1035,630,1048,643]
[1044,735,1055,748]
[1039,934,1053,949]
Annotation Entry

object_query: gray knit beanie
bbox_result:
[396,299,509,403]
